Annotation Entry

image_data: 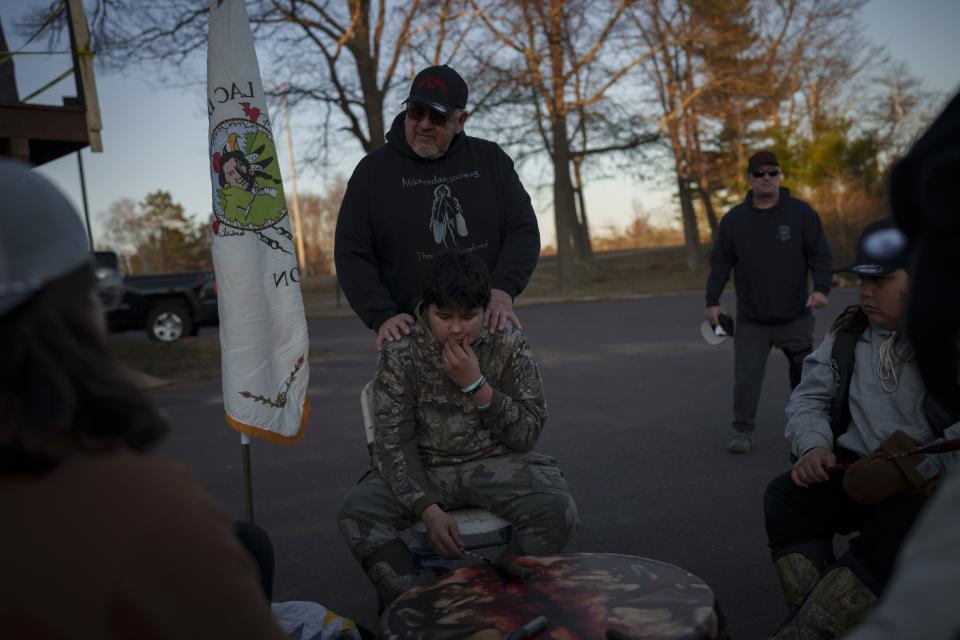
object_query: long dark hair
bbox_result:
[831,302,911,358]
[0,265,167,475]
[830,304,871,336]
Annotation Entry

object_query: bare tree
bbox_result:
[862,61,937,160]
[632,0,872,270]
[632,0,712,270]
[100,191,211,273]
[17,0,474,157]
[101,198,151,272]
[468,0,656,294]
[295,178,347,275]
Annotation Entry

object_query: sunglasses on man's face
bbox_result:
[751,168,780,178]
[406,104,451,127]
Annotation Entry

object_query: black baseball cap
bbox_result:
[748,151,779,172]
[404,65,468,114]
[836,217,910,277]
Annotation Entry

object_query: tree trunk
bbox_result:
[547,0,576,294]
[698,175,719,238]
[678,173,701,271]
[733,103,747,196]
[552,119,578,294]
[690,115,718,239]
[572,157,593,263]
[667,122,701,271]
[346,0,386,152]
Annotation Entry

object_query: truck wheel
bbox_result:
[146,304,193,343]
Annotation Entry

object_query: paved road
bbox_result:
[150,288,858,637]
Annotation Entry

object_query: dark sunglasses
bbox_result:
[406,104,451,127]
[751,168,780,178]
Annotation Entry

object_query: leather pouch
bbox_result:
[842,430,940,504]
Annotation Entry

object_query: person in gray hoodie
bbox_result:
[761,217,959,639]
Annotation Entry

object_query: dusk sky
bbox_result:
[5,0,960,247]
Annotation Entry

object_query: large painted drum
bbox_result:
[382,553,723,640]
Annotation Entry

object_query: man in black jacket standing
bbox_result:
[705,151,833,454]
[335,65,540,350]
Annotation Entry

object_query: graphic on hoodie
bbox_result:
[429,183,469,248]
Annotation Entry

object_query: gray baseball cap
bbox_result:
[0,157,92,316]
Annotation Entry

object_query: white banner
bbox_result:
[207,0,309,442]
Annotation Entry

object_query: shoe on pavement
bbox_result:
[727,433,753,454]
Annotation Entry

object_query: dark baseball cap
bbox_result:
[404,65,468,114]
[836,217,910,277]
[748,151,779,172]
[0,158,92,316]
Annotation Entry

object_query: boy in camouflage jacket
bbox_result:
[337,252,578,604]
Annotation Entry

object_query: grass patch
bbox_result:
[108,335,330,387]
[108,335,223,385]
[522,246,711,302]
[300,274,353,319]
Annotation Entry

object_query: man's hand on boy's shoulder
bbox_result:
[485,288,521,332]
[377,313,415,351]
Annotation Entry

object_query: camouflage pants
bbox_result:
[337,452,579,565]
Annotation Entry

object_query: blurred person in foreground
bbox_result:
[841,92,960,640]
[0,158,290,639]
[762,217,959,639]
[705,150,833,454]
[337,252,578,605]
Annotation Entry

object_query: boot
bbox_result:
[361,539,422,609]
[770,567,878,640]
[775,553,820,609]
[366,560,423,605]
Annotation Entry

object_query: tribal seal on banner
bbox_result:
[207,0,309,442]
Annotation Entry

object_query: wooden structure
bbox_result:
[0,0,102,166]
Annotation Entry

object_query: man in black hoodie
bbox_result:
[334,65,540,350]
[705,151,833,454]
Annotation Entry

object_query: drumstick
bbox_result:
[826,436,960,472]
[460,548,531,582]
[460,548,488,563]
[505,615,548,640]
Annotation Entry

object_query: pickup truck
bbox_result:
[94,251,218,342]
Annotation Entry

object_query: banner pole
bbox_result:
[282,90,306,273]
[240,433,255,523]
[75,151,94,249]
